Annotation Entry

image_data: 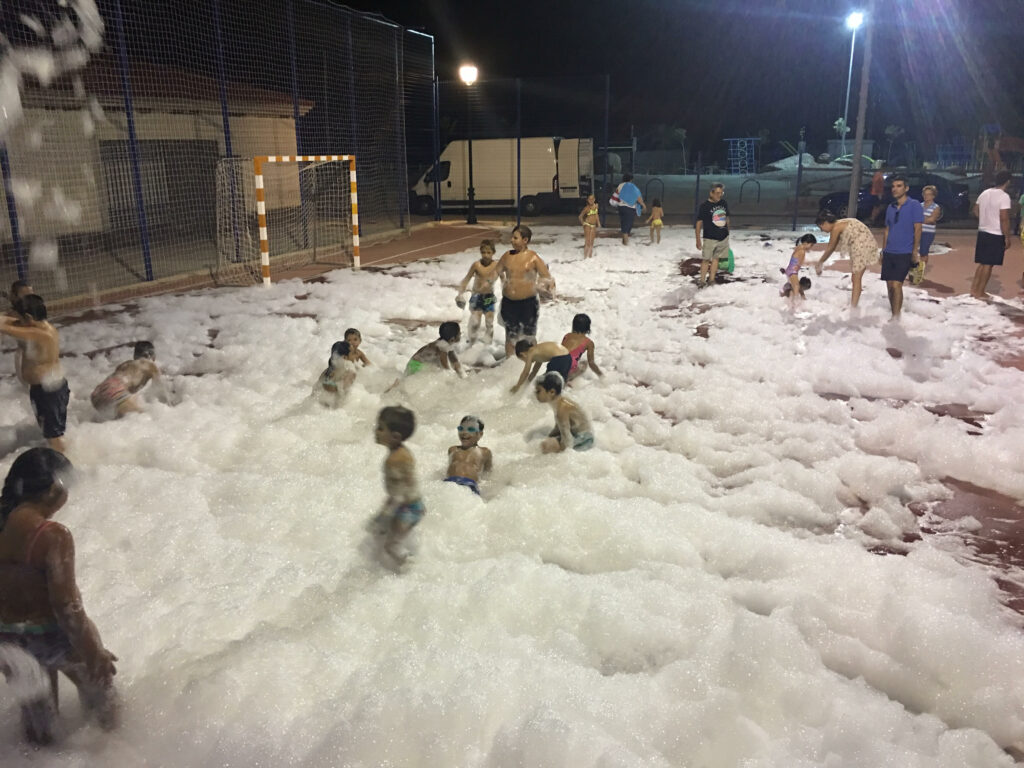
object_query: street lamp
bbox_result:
[841,11,864,157]
[459,64,478,224]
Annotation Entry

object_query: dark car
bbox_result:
[818,172,970,221]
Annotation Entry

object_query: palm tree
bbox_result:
[884,125,905,164]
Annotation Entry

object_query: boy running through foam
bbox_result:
[445,415,492,496]
[496,225,555,358]
[455,239,502,343]
[90,341,165,418]
[0,295,69,453]
[367,406,424,566]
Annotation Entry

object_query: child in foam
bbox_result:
[90,341,165,418]
[367,406,424,566]
[510,339,572,394]
[559,313,604,383]
[780,234,817,304]
[343,327,371,366]
[313,340,358,408]
[535,371,594,453]
[646,198,665,244]
[405,321,464,377]
[455,239,501,343]
[578,194,600,259]
[445,415,492,496]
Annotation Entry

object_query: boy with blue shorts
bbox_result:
[456,239,501,343]
[368,406,424,566]
[445,415,492,495]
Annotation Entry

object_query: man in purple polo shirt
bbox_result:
[880,174,923,319]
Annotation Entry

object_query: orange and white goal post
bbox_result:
[252,154,360,285]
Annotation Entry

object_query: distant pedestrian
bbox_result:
[879,174,923,319]
[610,173,645,245]
[814,211,879,309]
[695,183,730,288]
[910,185,941,284]
[970,170,1013,300]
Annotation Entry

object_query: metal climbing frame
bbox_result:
[723,138,760,175]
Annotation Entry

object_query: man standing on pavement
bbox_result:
[970,170,1013,299]
[695,182,730,289]
[880,174,923,319]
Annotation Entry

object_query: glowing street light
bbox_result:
[459,64,479,224]
[842,11,864,157]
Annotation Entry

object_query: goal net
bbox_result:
[214,155,359,285]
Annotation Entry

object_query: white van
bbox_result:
[410,137,593,216]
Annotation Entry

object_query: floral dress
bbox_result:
[837,218,880,273]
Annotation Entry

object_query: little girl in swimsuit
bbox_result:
[780,234,817,304]
[559,313,604,383]
[646,198,664,244]
[578,194,600,259]
[314,341,357,408]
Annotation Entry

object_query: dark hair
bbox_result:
[10,280,30,299]
[571,313,591,334]
[378,406,415,440]
[994,170,1013,187]
[815,210,837,226]
[710,182,724,193]
[799,276,812,289]
[479,239,495,252]
[460,415,484,432]
[514,339,534,357]
[439,321,460,342]
[512,224,532,243]
[19,294,47,321]
[651,198,661,208]
[797,234,817,246]
[133,341,156,360]
[536,371,564,396]
[0,448,73,532]
[344,328,361,339]
[622,173,633,183]
[889,173,908,186]
[329,340,351,368]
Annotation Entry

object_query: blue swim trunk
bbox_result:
[394,500,426,526]
[469,293,496,313]
[569,431,594,451]
[445,475,480,495]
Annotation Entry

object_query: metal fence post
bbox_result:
[693,152,702,224]
[602,74,609,227]
[212,0,241,265]
[394,29,406,229]
[792,131,805,231]
[432,73,441,221]
[113,0,154,281]
[0,144,26,280]
[516,77,522,226]
[287,0,309,249]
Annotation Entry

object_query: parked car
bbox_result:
[818,172,970,221]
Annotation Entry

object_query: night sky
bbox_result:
[342,0,1023,162]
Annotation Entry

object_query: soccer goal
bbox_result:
[214,154,360,286]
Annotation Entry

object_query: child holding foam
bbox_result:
[445,415,492,495]
[510,339,571,394]
[405,321,463,377]
[455,240,501,343]
[534,371,594,453]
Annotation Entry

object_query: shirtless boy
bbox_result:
[510,339,571,394]
[90,341,164,418]
[456,240,502,343]
[0,295,69,453]
[444,415,492,495]
[534,371,595,453]
[368,406,424,566]
[5,280,34,387]
[496,225,555,358]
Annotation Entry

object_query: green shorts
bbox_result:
[405,359,425,376]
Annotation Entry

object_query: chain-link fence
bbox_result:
[0,0,431,305]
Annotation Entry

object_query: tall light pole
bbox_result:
[459,64,478,224]
[841,11,864,157]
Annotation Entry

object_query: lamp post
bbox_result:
[459,64,478,224]
[841,11,864,157]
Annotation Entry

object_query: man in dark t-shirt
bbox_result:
[694,183,730,288]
